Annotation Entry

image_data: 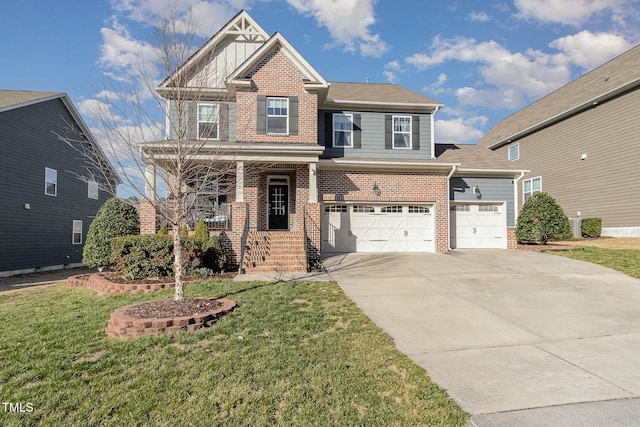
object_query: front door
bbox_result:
[268,183,289,230]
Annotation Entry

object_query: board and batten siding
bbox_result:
[0,98,111,273]
[450,177,516,226]
[497,87,640,230]
[167,100,236,141]
[319,110,433,159]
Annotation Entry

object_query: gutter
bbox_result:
[488,77,640,150]
[513,171,526,222]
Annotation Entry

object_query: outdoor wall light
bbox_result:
[472,186,482,198]
[373,183,381,196]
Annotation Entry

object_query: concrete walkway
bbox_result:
[325,250,640,427]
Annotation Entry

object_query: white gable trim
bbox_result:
[156,10,269,91]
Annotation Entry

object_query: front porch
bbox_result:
[140,149,322,274]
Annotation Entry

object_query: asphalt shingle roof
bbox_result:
[326,82,442,106]
[0,90,63,111]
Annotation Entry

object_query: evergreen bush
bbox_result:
[202,236,227,273]
[110,234,202,279]
[83,197,139,269]
[157,223,169,235]
[193,219,209,244]
[516,192,571,245]
[581,218,602,238]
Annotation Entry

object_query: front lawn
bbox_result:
[551,246,640,279]
[0,279,467,427]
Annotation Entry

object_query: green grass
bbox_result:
[552,247,640,279]
[0,279,467,427]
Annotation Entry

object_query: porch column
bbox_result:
[236,160,244,202]
[140,161,157,234]
[308,162,318,203]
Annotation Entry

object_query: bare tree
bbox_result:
[59,11,238,301]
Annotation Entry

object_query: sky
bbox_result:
[2,0,640,149]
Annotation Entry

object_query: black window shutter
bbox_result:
[219,103,229,141]
[384,115,392,149]
[412,115,420,150]
[256,95,266,134]
[324,112,332,147]
[289,96,298,135]
[353,114,361,149]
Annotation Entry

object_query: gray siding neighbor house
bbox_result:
[475,44,640,237]
[0,91,119,276]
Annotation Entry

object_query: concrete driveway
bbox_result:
[325,250,640,427]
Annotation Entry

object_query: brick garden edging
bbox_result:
[67,274,175,295]
[105,298,237,339]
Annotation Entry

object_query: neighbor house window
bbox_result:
[508,144,519,161]
[45,167,57,196]
[198,103,219,140]
[266,97,288,134]
[523,176,542,202]
[88,180,99,199]
[333,113,353,147]
[393,116,412,149]
[72,220,83,244]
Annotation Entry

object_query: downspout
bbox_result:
[446,165,458,251]
[513,171,526,224]
[431,106,440,160]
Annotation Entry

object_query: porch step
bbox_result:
[242,231,307,274]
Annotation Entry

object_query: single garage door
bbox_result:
[322,204,435,253]
[450,203,506,249]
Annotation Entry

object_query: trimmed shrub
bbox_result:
[111,234,202,279]
[83,198,139,269]
[180,224,189,238]
[157,224,169,235]
[581,217,602,238]
[202,236,227,273]
[193,219,209,244]
[516,192,571,245]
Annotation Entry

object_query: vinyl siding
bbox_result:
[0,99,111,273]
[319,110,432,159]
[496,87,640,228]
[450,177,516,226]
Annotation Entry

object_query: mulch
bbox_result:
[123,298,225,319]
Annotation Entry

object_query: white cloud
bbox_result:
[468,11,490,22]
[435,114,487,145]
[421,73,448,95]
[383,60,404,83]
[109,0,243,38]
[513,0,628,26]
[99,18,160,75]
[549,30,633,70]
[285,0,389,57]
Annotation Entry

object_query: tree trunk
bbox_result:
[173,229,185,301]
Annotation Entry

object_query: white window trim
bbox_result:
[197,103,219,140]
[508,143,519,161]
[333,113,353,148]
[45,167,57,196]
[523,176,542,203]
[88,180,99,199]
[72,220,83,245]
[392,115,412,149]
[266,97,289,135]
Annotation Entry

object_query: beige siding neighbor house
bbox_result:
[476,44,640,237]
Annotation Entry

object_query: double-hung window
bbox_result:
[333,113,353,147]
[45,167,57,196]
[88,180,99,199]
[198,103,219,140]
[523,176,542,202]
[266,97,288,134]
[72,220,83,244]
[508,144,519,161]
[393,116,412,149]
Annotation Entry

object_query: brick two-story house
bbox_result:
[139,10,524,273]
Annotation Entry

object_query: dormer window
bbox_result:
[266,97,288,134]
[197,103,219,140]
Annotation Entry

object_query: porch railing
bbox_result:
[304,207,321,270]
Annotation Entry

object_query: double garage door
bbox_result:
[450,203,507,249]
[322,204,435,253]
